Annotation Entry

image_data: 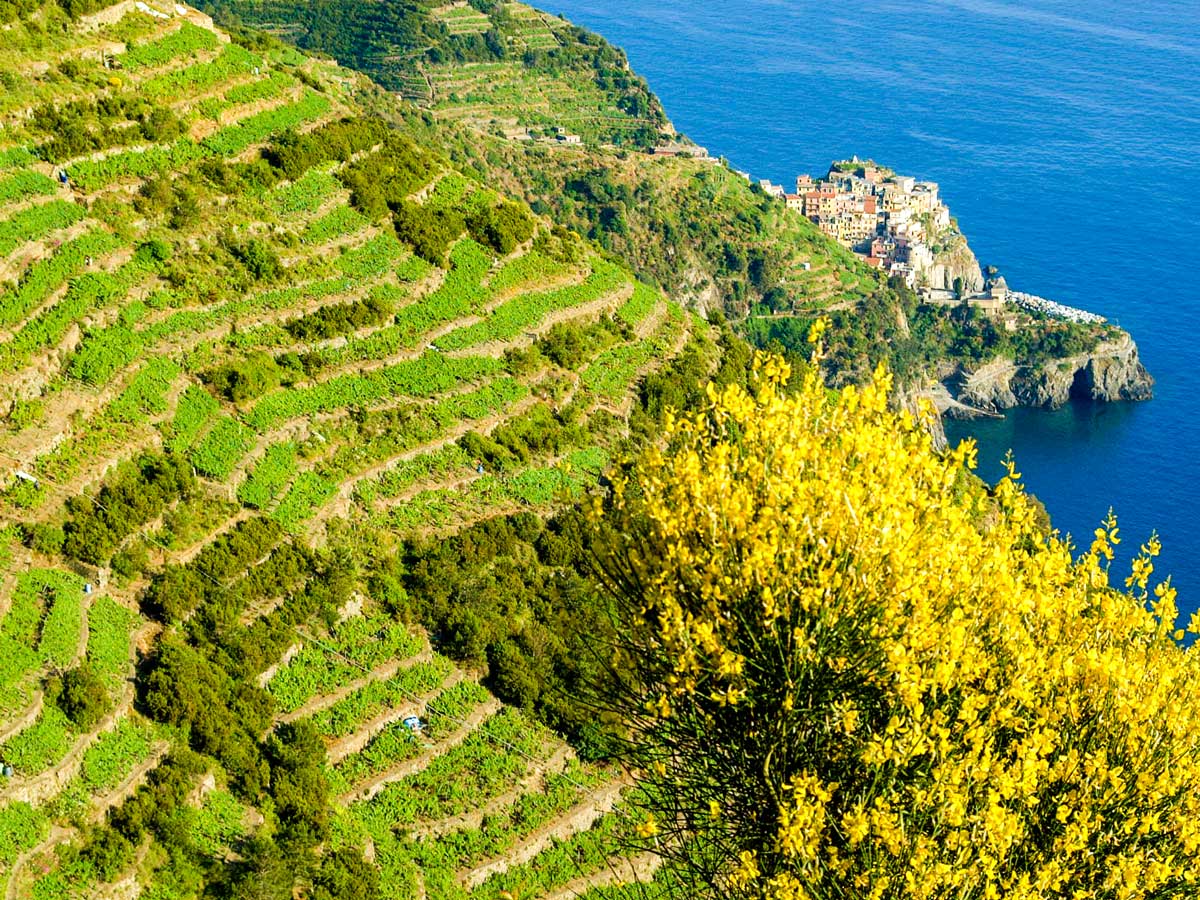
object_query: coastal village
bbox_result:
[759,158,1106,325]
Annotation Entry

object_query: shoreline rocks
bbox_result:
[904,331,1154,433]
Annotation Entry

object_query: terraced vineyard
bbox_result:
[0,2,710,898]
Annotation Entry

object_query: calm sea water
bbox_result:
[547,0,1200,619]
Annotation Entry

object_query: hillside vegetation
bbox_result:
[0,2,727,897]
[201,0,1110,386]
[591,348,1200,899]
[0,2,1166,899]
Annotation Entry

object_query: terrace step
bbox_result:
[325,667,468,764]
[460,777,629,888]
[342,696,503,804]
[274,642,434,726]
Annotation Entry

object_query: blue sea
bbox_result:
[547,0,1200,620]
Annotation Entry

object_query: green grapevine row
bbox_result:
[267,614,424,713]
[246,353,504,430]
[325,681,492,795]
[269,470,335,531]
[119,22,219,71]
[615,280,659,327]
[0,199,85,257]
[68,92,330,190]
[0,252,157,374]
[84,596,136,688]
[189,415,255,479]
[301,204,369,245]
[437,259,626,351]
[0,170,56,206]
[354,708,554,833]
[190,789,249,857]
[238,441,297,509]
[485,249,571,295]
[581,302,685,400]
[269,168,340,217]
[0,229,121,330]
[138,43,260,102]
[164,385,220,454]
[307,656,454,739]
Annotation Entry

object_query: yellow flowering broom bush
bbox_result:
[589,345,1200,900]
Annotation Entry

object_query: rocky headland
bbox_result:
[914,331,1154,423]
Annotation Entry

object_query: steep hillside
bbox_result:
[197,0,667,146]
[201,0,1128,394]
[0,2,719,897]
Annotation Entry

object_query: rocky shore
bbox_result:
[906,331,1154,447]
[929,331,1153,414]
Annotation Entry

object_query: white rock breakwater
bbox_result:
[1010,291,1106,324]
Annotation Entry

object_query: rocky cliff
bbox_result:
[927,233,984,294]
[922,332,1154,417]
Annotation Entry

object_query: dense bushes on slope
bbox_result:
[62,452,196,565]
[590,343,1200,899]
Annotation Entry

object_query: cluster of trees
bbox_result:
[204,351,283,403]
[509,160,798,316]
[34,95,186,164]
[199,0,438,92]
[338,133,437,219]
[54,751,210,894]
[230,238,283,283]
[40,741,368,900]
[264,117,391,181]
[393,194,533,263]
[134,516,360,890]
[1,0,109,22]
[741,277,1107,383]
[530,315,630,372]
[47,664,109,729]
[285,294,392,342]
[59,452,196,565]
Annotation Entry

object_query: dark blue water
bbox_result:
[548,0,1200,620]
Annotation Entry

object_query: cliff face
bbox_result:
[937,332,1154,415]
[928,234,984,293]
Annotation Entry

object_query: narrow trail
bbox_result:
[342,697,502,805]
